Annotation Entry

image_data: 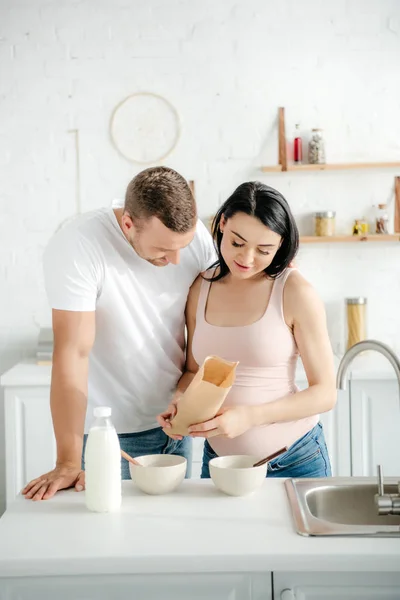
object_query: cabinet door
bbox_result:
[0,573,272,600]
[349,379,400,476]
[4,386,55,506]
[296,379,351,477]
[274,571,400,600]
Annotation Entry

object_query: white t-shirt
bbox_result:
[43,207,216,433]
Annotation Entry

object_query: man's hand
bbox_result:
[22,464,85,501]
[188,406,255,439]
[156,390,183,440]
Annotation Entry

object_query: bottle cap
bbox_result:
[314,211,336,218]
[94,406,112,418]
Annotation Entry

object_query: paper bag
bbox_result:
[164,355,238,436]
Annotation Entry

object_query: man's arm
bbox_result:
[51,309,95,466]
[23,309,95,500]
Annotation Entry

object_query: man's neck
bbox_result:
[113,207,124,229]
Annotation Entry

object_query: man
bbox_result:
[22,166,216,501]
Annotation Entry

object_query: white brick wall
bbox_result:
[1,0,400,513]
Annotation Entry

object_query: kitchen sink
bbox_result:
[285,477,400,537]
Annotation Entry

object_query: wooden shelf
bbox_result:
[262,162,400,173]
[300,234,400,244]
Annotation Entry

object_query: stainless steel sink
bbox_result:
[285,477,400,537]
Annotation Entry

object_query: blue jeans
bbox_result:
[201,422,331,479]
[82,427,192,480]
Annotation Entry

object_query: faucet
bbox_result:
[336,339,400,516]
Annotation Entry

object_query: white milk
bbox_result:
[84,407,121,513]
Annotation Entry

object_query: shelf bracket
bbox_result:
[278,107,288,172]
[395,176,400,234]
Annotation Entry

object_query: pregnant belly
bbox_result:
[209,385,319,458]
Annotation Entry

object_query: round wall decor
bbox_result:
[110,92,181,164]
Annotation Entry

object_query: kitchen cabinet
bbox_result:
[273,572,400,599]
[0,573,272,600]
[349,379,400,477]
[3,567,400,600]
[4,385,55,507]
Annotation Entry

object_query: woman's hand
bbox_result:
[156,390,183,440]
[188,406,254,439]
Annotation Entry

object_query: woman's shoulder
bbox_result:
[284,268,310,290]
[202,265,220,278]
[283,269,323,313]
[187,272,208,308]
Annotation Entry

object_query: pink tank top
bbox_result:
[192,268,319,457]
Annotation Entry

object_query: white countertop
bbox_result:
[0,480,398,578]
[1,354,399,388]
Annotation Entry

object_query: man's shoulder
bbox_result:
[189,219,215,253]
[53,208,110,239]
[194,218,212,239]
[44,209,111,267]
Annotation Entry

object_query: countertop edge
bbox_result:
[1,553,400,578]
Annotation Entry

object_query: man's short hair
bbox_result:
[124,166,197,233]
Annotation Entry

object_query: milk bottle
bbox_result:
[84,406,121,512]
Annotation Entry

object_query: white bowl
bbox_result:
[129,454,187,495]
[209,455,268,496]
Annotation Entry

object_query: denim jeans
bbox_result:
[201,422,331,479]
[82,427,192,480]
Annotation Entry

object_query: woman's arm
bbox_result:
[176,275,202,393]
[252,271,336,426]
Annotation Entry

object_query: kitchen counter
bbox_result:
[0,480,399,579]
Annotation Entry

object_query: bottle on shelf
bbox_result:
[84,406,122,513]
[352,219,361,235]
[360,217,369,235]
[293,123,302,164]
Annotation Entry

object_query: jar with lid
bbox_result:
[308,128,326,164]
[346,297,367,350]
[375,203,389,234]
[314,211,336,236]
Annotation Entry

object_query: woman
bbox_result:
[158,181,336,478]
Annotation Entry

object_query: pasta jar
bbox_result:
[314,211,336,236]
[308,128,326,164]
[346,297,367,350]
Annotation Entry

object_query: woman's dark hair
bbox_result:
[208,181,299,282]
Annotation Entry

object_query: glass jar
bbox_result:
[346,297,367,350]
[314,211,336,236]
[360,217,369,235]
[375,203,389,234]
[308,128,326,164]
